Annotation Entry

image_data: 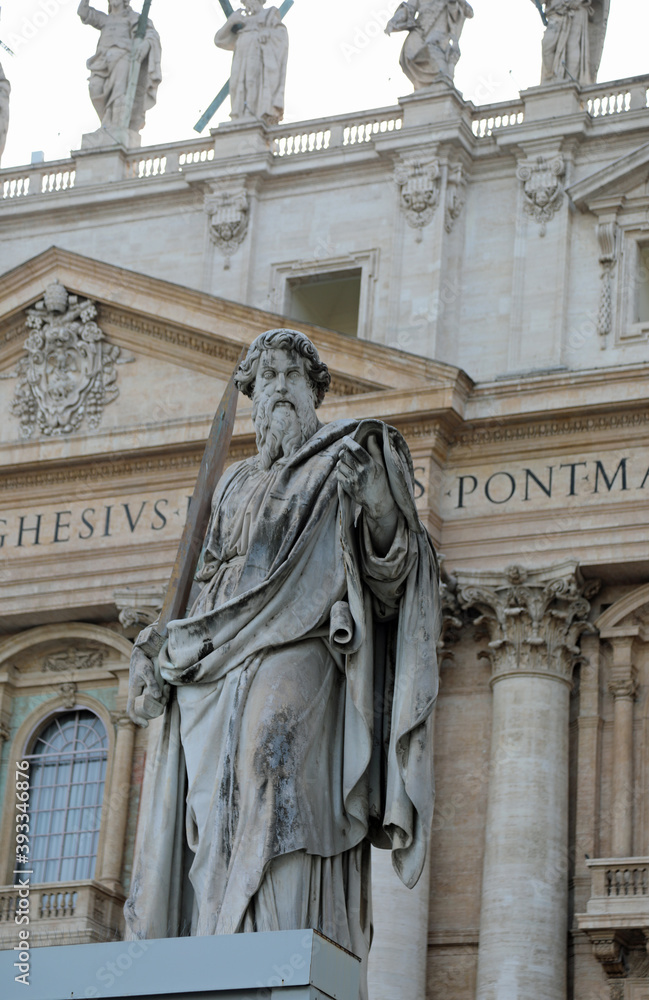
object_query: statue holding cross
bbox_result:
[78,0,162,146]
[214,0,289,127]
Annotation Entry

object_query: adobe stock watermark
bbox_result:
[5,0,75,54]
[341,7,395,62]
[83,940,151,998]
[13,760,32,988]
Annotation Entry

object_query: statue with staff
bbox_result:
[124,330,440,1000]
[78,0,162,145]
[213,0,289,126]
[529,0,610,86]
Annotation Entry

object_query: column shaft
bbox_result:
[100,717,136,890]
[476,674,569,1000]
[368,846,431,1000]
[611,692,634,857]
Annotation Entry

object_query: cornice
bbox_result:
[454,406,649,451]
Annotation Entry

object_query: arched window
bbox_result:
[25,710,108,884]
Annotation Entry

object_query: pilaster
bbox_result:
[456,561,598,1000]
[600,630,639,858]
[99,709,136,893]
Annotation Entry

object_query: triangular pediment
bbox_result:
[0,245,470,491]
[0,246,464,397]
[568,142,649,209]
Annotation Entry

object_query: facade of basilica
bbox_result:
[1,5,649,999]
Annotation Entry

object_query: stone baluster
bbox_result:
[600,630,638,858]
[456,562,598,1000]
[99,712,136,893]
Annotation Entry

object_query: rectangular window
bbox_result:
[285,269,362,337]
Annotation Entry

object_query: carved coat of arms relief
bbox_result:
[8,281,126,437]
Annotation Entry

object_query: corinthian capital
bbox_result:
[455,561,599,684]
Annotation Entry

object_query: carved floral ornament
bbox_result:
[456,563,600,683]
[42,649,106,672]
[394,156,441,240]
[445,163,467,234]
[6,282,129,437]
[204,185,250,268]
[517,154,566,236]
[596,220,618,347]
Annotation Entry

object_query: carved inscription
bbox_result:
[449,453,648,510]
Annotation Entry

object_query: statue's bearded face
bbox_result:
[252,348,319,469]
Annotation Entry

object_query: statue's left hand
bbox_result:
[337,435,395,519]
[127,646,169,728]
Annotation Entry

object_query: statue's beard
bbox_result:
[253,394,319,470]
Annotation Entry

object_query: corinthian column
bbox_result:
[456,562,598,1000]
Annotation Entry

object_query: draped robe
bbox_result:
[80,6,162,132]
[215,6,288,124]
[124,419,439,994]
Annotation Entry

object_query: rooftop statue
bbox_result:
[0,61,9,163]
[124,330,439,1000]
[535,0,610,86]
[214,0,288,125]
[77,0,162,142]
[386,0,474,88]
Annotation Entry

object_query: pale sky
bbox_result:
[0,0,647,169]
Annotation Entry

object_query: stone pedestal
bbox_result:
[457,561,598,1000]
[0,930,360,1000]
[81,127,141,151]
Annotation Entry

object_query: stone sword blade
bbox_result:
[132,351,244,722]
[133,347,244,699]
[159,350,244,633]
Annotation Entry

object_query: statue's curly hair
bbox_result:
[234,329,331,407]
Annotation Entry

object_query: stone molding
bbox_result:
[101,306,243,364]
[456,561,599,684]
[455,408,649,448]
[517,154,566,236]
[394,156,441,238]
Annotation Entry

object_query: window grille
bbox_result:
[23,710,108,884]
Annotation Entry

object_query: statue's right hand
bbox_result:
[127,646,169,728]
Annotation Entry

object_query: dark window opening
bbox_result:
[285,269,362,337]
